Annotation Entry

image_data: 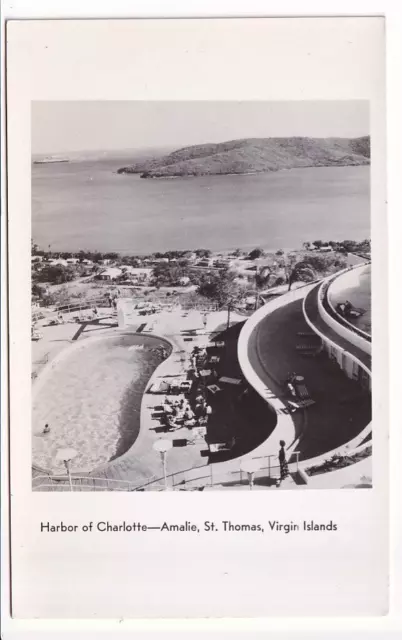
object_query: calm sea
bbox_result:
[32,159,370,254]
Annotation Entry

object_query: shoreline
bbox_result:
[117,162,370,179]
[31,239,370,258]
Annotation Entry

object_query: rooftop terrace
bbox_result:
[304,283,371,371]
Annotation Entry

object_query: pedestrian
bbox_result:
[43,423,50,434]
[277,440,289,487]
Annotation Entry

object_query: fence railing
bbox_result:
[32,453,301,492]
[131,451,300,492]
[32,474,159,492]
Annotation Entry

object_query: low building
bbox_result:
[123,267,153,283]
[214,259,233,268]
[196,258,214,268]
[98,267,122,281]
[48,258,68,267]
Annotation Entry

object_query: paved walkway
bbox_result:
[306,457,372,489]
[32,308,118,377]
[33,308,250,487]
[92,309,254,486]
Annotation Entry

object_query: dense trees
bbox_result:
[194,249,212,258]
[248,248,264,260]
[152,263,188,287]
[34,264,76,285]
[287,261,316,291]
[197,269,245,308]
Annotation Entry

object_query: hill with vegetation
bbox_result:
[117,136,370,178]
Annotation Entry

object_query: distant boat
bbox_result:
[33,156,69,165]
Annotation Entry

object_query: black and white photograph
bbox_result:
[31,100,372,492]
[4,14,390,623]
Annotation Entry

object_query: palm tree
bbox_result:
[287,261,316,291]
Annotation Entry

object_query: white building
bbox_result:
[98,267,122,281]
[48,258,68,267]
[123,267,153,283]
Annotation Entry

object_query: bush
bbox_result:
[248,248,263,260]
[34,264,76,285]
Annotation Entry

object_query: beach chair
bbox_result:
[300,351,318,358]
[219,376,242,385]
[199,369,213,378]
[192,426,207,440]
[296,344,319,350]
[296,384,311,400]
[288,398,316,410]
[169,381,181,394]
[208,437,236,453]
[207,384,221,395]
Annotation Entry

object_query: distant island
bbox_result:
[117,136,370,178]
[33,156,70,165]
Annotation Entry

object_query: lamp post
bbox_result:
[240,459,262,490]
[226,300,233,330]
[153,439,173,491]
[55,448,78,492]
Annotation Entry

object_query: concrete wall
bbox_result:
[317,279,371,358]
[322,339,363,384]
[303,274,371,391]
[327,263,371,341]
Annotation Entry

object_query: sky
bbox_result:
[32,101,369,155]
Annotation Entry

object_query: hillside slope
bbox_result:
[117,136,370,178]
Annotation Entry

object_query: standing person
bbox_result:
[277,440,289,487]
